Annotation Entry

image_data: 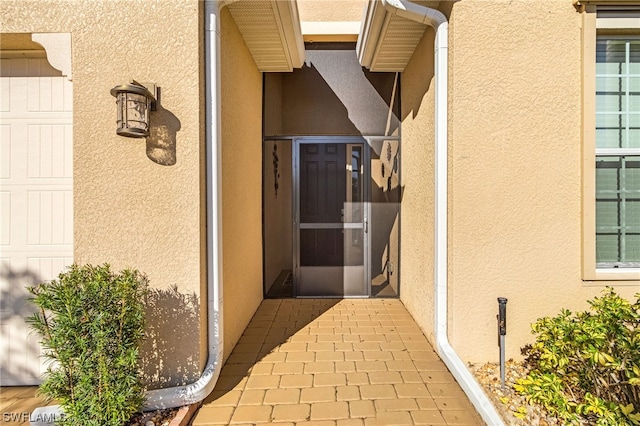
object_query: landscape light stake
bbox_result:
[497,297,508,390]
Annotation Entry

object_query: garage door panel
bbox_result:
[27,257,72,282]
[27,190,73,246]
[29,125,50,178]
[1,125,9,178]
[10,78,28,113]
[0,255,45,385]
[63,79,72,112]
[0,258,13,316]
[1,192,10,246]
[0,55,73,385]
[30,76,49,111]
[0,78,9,112]
[28,124,72,179]
[27,59,65,113]
[5,58,28,78]
[51,77,66,111]
[64,126,72,176]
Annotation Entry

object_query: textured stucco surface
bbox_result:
[399,0,640,365]
[219,8,264,361]
[399,27,437,343]
[1,0,206,387]
[6,0,640,386]
[297,0,367,22]
[2,0,265,386]
[445,0,639,363]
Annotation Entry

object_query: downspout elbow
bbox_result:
[143,0,232,410]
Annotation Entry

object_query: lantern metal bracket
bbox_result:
[140,82,158,111]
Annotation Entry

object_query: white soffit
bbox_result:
[228,0,305,72]
[357,0,439,72]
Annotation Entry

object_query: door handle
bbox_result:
[364,218,368,233]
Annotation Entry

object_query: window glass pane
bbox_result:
[596,114,630,148]
[597,61,624,75]
[630,93,640,112]
[595,201,618,229]
[597,39,626,74]
[628,201,640,228]
[596,128,622,149]
[597,39,640,74]
[596,112,622,129]
[596,94,622,112]
[629,41,640,74]
[596,234,620,263]
[595,82,640,113]
[627,234,640,262]
[627,77,640,91]
[626,112,640,128]
[595,156,640,266]
[628,128,640,149]
[595,127,640,149]
[596,76,621,92]
[596,157,620,198]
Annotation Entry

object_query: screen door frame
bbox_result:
[293,136,371,297]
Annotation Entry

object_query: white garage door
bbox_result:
[0,56,73,385]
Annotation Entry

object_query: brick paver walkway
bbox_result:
[192,299,483,425]
[0,299,484,425]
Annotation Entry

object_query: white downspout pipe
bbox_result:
[141,0,229,410]
[30,3,228,424]
[380,1,504,424]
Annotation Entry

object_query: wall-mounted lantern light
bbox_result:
[110,80,157,138]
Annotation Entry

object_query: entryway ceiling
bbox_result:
[228,0,305,72]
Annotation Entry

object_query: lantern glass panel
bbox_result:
[126,93,149,128]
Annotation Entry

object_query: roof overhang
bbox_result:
[357,0,440,72]
[574,0,640,6]
[227,0,305,72]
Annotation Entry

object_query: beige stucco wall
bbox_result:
[297,0,366,22]
[219,7,264,360]
[1,0,207,387]
[9,0,640,385]
[1,0,266,386]
[431,0,638,363]
[399,27,437,342]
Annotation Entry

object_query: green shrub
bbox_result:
[515,288,640,425]
[28,264,148,426]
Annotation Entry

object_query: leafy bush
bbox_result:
[28,264,148,426]
[515,288,640,425]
